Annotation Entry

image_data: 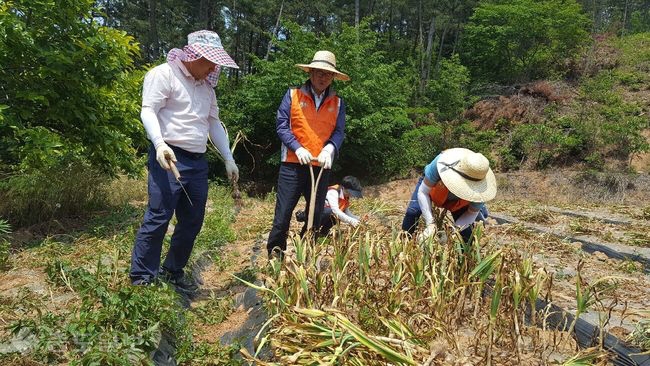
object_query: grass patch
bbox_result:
[192,294,234,326]
[194,185,236,251]
[629,317,650,350]
[0,179,242,364]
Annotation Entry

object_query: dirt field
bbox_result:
[2,169,648,364]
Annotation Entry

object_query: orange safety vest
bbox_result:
[325,185,350,211]
[428,180,469,212]
[283,88,340,166]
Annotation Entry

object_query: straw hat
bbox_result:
[296,50,350,81]
[187,30,239,69]
[436,148,497,202]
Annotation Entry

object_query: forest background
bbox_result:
[1,0,650,227]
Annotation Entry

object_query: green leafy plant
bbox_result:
[462,0,590,82]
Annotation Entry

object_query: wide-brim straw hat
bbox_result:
[187,30,239,69]
[296,50,350,81]
[436,148,497,203]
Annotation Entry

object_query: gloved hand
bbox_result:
[421,224,437,241]
[295,147,313,165]
[317,144,335,169]
[349,218,360,227]
[225,160,239,182]
[155,143,176,170]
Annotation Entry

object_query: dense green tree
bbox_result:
[220,21,414,180]
[461,0,590,83]
[578,0,650,34]
[0,0,144,175]
[425,54,471,121]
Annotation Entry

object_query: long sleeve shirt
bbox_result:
[140,59,232,160]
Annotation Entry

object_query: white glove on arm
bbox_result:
[295,147,313,165]
[208,118,239,182]
[225,160,239,182]
[155,143,176,171]
[455,208,479,230]
[349,217,360,227]
[142,107,176,170]
[417,179,435,226]
[421,224,437,240]
[317,143,335,169]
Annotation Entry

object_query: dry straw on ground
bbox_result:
[237,210,620,365]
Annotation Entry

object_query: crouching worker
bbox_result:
[401,148,497,243]
[296,176,364,236]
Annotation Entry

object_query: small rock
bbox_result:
[593,251,609,261]
[0,328,37,354]
[560,267,577,278]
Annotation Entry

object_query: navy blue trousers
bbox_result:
[401,177,488,242]
[267,163,330,254]
[317,207,336,236]
[130,145,208,283]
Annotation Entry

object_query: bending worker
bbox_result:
[267,50,350,259]
[402,148,497,243]
[296,175,364,236]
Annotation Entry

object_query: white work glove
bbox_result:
[155,143,176,171]
[295,147,313,165]
[225,160,239,182]
[421,224,437,241]
[317,144,335,169]
[349,218,360,227]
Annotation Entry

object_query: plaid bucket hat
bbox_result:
[167,30,238,87]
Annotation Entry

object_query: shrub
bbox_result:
[11,259,191,364]
[0,159,109,227]
[425,55,471,121]
[399,124,445,171]
[501,116,588,170]
[0,219,10,270]
[0,1,145,177]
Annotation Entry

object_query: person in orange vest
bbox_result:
[402,148,497,243]
[267,50,350,259]
[296,176,363,236]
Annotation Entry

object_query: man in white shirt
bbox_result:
[130,30,239,291]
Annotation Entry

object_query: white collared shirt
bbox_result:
[141,59,220,153]
[311,87,324,110]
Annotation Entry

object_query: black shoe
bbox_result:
[131,278,154,286]
[160,272,199,293]
[295,210,306,222]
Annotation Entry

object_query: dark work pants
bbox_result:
[401,177,489,242]
[130,144,208,283]
[267,163,330,254]
[317,207,336,236]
